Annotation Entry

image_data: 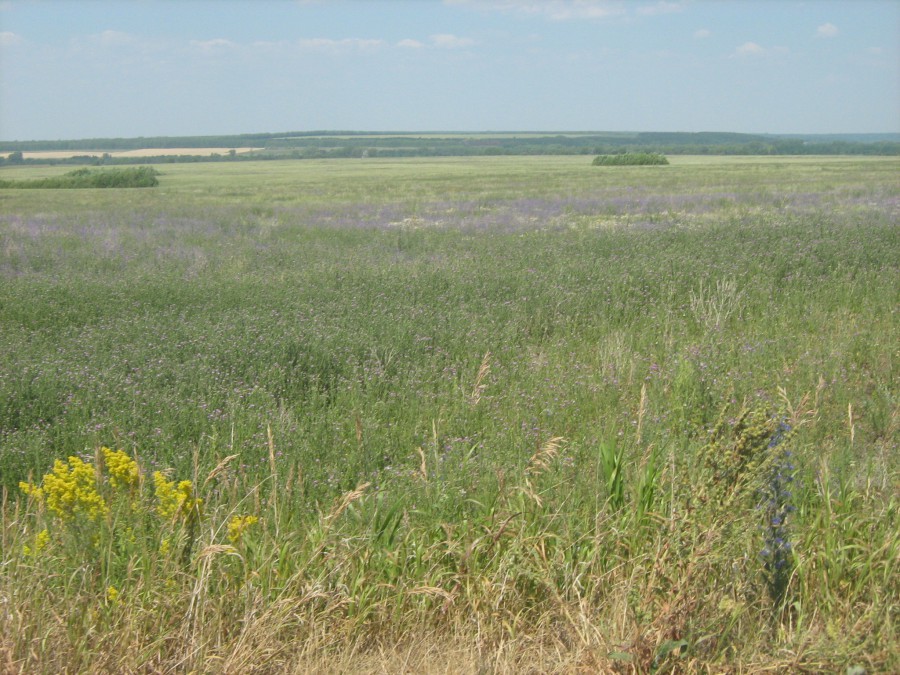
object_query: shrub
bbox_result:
[592,152,669,166]
[0,166,159,188]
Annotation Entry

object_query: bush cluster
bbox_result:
[0,166,159,188]
[592,152,669,166]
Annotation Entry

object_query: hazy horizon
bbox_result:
[5,130,900,148]
[1,0,898,141]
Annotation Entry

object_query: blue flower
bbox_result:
[760,417,795,607]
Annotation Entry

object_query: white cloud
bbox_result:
[731,41,789,59]
[349,38,386,50]
[693,28,711,39]
[637,1,684,17]
[0,31,23,47]
[96,30,137,47]
[431,34,475,49]
[445,0,625,21]
[68,30,165,57]
[735,41,765,57]
[395,35,473,50]
[249,40,286,51]
[190,38,236,52]
[547,1,624,19]
[297,37,386,51]
[816,23,839,38]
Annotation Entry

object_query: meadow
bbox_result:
[0,155,897,673]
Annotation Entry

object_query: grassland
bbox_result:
[3,148,261,161]
[0,155,897,673]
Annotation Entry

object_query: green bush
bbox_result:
[0,166,159,189]
[592,152,669,166]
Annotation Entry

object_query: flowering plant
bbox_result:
[759,421,796,607]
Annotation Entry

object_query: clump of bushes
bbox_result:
[592,152,669,166]
[0,166,159,188]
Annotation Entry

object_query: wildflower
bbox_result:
[40,456,107,521]
[22,528,50,556]
[153,471,201,520]
[18,481,43,501]
[102,447,140,491]
[227,515,259,544]
[759,420,795,607]
[159,537,171,556]
[106,586,120,604]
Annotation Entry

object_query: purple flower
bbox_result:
[760,418,795,607]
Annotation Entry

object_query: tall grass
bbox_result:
[1,156,897,672]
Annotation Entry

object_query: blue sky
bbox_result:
[1,0,897,140]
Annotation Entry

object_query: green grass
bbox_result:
[1,155,897,672]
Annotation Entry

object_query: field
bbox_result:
[0,155,897,672]
[2,148,261,160]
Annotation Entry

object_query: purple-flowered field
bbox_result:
[1,155,897,672]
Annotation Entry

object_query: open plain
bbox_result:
[0,155,897,672]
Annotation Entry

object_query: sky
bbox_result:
[0,0,898,141]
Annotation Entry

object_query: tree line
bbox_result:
[0,167,159,188]
[2,131,897,166]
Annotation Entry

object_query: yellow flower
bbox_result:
[159,537,171,556]
[227,515,259,544]
[106,586,120,604]
[153,471,177,518]
[40,456,107,521]
[22,528,50,557]
[19,481,43,501]
[177,480,202,515]
[102,447,140,491]
[153,472,201,520]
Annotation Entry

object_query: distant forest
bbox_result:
[2,131,898,165]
